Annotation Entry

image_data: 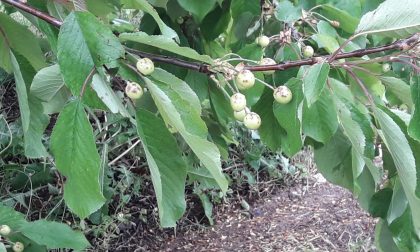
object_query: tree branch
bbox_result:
[125,47,210,73]
[1,0,63,27]
[1,0,419,75]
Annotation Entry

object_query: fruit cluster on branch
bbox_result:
[1,0,419,75]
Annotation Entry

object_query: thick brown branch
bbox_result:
[1,0,419,75]
[1,0,63,27]
[125,47,210,73]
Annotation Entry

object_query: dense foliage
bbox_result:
[0,0,420,251]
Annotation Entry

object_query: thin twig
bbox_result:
[345,68,375,105]
[108,139,141,166]
[0,116,12,156]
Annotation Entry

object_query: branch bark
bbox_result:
[1,0,63,27]
[1,0,419,75]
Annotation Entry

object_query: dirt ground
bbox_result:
[160,176,376,252]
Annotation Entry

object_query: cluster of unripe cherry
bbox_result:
[228,35,316,130]
[255,35,315,59]
[124,58,155,100]
[0,225,24,252]
[123,37,309,131]
[231,68,293,130]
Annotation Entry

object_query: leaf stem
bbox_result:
[79,67,96,98]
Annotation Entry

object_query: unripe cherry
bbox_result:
[259,58,277,75]
[273,86,293,104]
[382,63,391,73]
[256,35,270,48]
[330,20,340,28]
[218,35,226,43]
[136,58,155,75]
[236,70,255,90]
[230,93,247,112]
[13,242,24,252]
[125,81,144,100]
[243,112,261,130]
[176,16,184,24]
[302,45,314,58]
[234,107,249,122]
[0,225,11,236]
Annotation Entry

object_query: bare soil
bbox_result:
[161,178,376,252]
[107,175,376,252]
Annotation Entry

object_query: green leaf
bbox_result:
[85,0,115,16]
[148,0,169,8]
[335,97,375,160]
[20,220,90,250]
[57,12,124,108]
[317,20,338,37]
[349,67,385,102]
[177,0,216,22]
[206,121,230,160]
[319,4,359,34]
[185,70,209,101]
[354,162,376,210]
[196,191,214,225]
[356,0,420,38]
[302,63,330,106]
[314,129,354,191]
[0,13,46,71]
[274,1,301,23]
[369,188,393,218]
[384,108,420,209]
[243,76,265,107]
[51,100,105,218]
[91,73,131,118]
[10,52,48,158]
[10,52,30,132]
[237,44,263,61]
[30,64,65,102]
[230,0,260,18]
[120,32,213,64]
[0,204,27,230]
[374,107,420,238]
[19,1,60,55]
[302,89,338,143]
[329,78,355,102]
[409,75,420,141]
[311,34,339,53]
[252,88,284,151]
[24,96,49,158]
[273,78,304,156]
[380,76,413,108]
[136,109,187,227]
[387,165,408,224]
[146,68,228,192]
[122,0,179,41]
[375,220,401,252]
[209,84,232,128]
[200,1,231,41]
[388,208,420,252]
